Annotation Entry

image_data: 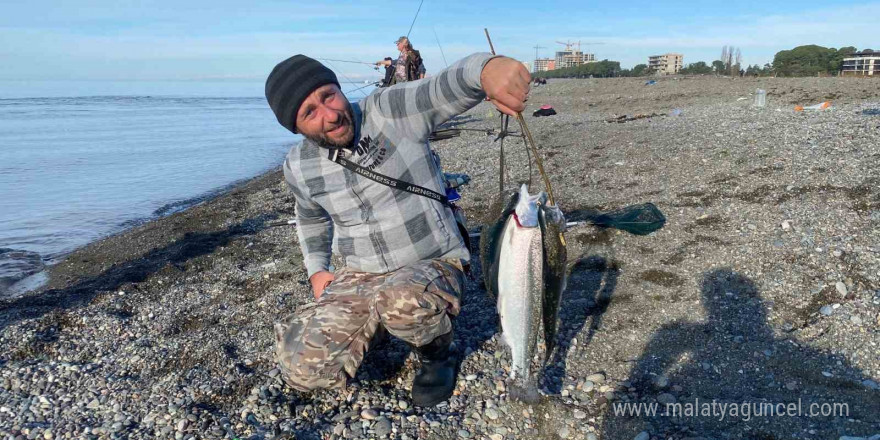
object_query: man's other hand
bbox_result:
[309,271,335,300]
[480,56,531,116]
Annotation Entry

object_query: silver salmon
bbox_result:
[481,184,567,400]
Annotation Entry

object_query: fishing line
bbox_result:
[317,58,377,67]
[483,28,556,206]
[322,59,371,98]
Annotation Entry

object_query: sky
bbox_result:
[1,0,878,89]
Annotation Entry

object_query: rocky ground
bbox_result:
[0,76,878,440]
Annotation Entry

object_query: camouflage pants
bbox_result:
[274,258,464,392]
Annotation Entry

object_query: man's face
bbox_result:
[295,84,354,148]
[397,40,406,52]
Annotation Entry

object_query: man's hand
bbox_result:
[376,60,392,67]
[309,271,335,300]
[480,56,531,116]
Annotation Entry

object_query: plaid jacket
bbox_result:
[283,53,495,277]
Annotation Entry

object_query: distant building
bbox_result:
[534,58,556,72]
[554,49,596,69]
[648,53,684,75]
[841,49,880,77]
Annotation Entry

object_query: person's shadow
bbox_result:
[601,268,880,439]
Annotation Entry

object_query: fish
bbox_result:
[538,195,567,359]
[480,184,567,401]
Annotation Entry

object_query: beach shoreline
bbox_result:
[0,168,287,299]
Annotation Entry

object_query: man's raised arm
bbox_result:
[366,53,530,141]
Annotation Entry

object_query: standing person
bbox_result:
[265,52,530,407]
[376,36,426,86]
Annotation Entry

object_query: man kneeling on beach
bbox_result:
[265,52,530,406]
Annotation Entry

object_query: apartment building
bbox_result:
[648,53,684,75]
[555,49,596,69]
[841,49,880,77]
[534,58,556,72]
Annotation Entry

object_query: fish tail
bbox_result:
[509,379,542,404]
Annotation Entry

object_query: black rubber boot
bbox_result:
[410,331,458,407]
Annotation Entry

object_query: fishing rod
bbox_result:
[444,127,523,137]
[347,81,381,94]
[433,27,448,68]
[317,58,379,68]
[406,0,426,39]
[321,59,374,98]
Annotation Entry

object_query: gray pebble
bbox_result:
[458,429,472,438]
[360,409,378,420]
[586,373,606,383]
[657,393,677,404]
[651,375,669,389]
[373,417,392,437]
[820,305,834,316]
[634,432,650,440]
[485,408,500,420]
[573,409,587,419]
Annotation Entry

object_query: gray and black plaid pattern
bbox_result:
[283,53,495,277]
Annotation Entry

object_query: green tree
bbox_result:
[631,64,649,76]
[772,45,858,76]
[680,61,713,75]
[534,60,623,79]
[712,60,726,73]
[830,46,857,72]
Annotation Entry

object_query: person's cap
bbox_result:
[265,54,340,134]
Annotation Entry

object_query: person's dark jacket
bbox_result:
[402,49,424,82]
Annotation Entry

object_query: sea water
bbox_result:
[0,80,373,294]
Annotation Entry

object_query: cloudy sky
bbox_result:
[1,0,877,85]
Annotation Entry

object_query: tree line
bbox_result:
[533,45,861,78]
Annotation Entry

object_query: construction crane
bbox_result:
[553,40,604,68]
[555,40,605,52]
[532,44,546,73]
[555,40,580,52]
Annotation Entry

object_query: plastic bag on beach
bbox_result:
[794,101,831,112]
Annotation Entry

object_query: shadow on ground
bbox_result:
[600,268,880,439]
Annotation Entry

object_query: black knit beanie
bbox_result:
[265,55,340,134]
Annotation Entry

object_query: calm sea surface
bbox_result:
[0,80,372,292]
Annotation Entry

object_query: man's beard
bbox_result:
[305,104,355,149]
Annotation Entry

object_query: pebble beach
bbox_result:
[1,75,878,440]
